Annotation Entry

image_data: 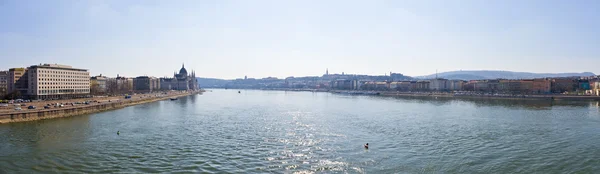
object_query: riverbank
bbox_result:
[0,90,202,124]
[215,88,600,101]
[377,92,600,101]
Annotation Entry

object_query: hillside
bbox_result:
[196,77,231,88]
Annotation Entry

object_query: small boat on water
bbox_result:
[170,98,178,101]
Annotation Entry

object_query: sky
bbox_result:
[1,0,599,79]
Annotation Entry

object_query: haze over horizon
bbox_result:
[1,0,599,79]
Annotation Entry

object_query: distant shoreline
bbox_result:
[378,92,600,101]
[213,88,600,101]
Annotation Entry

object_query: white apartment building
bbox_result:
[429,78,449,91]
[27,64,90,99]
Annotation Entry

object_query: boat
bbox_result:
[170,98,178,101]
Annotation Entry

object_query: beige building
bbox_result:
[27,64,90,99]
[106,75,134,94]
[592,81,600,96]
[448,80,465,91]
[7,68,28,97]
[90,75,107,94]
[0,71,7,97]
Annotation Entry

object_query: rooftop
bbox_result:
[29,63,87,71]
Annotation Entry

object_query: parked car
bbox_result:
[28,106,36,109]
[44,105,51,109]
[20,103,26,106]
[0,104,8,107]
[14,107,22,111]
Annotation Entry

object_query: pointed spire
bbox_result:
[182,63,185,69]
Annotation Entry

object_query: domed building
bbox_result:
[160,64,199,90]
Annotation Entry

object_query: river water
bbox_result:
[1,89,600,173]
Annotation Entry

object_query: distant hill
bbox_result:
[197,77,230,88]
[416,70,596,80]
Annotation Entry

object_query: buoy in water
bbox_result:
[117,131,120,135]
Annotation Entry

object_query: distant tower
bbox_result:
[244,75,247,80]
[326,68,329,75]
[435,69,438,79]
[342,72,345,75]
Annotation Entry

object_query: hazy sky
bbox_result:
[1,0,599,79]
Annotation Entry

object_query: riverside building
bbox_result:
[133,76,160,93]
[7,68,28,96]
[0,71,7,97]
[90,75,108,94]
[159,64,199,91]
[26,64,90,99]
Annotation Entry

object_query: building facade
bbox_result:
[429,78,448,91]
[592,81,600,96]
[133,76,160,92]
[27,64,90,99]
[160,64,199,91]
[551,78,577,93]
[532,79,551,94]
[0,71,7,97]
[106,76,133,94]
[332,79,353,90]
[90,75,107,94]
[473,80,489,92]
[7,68,28,97]
[448,80,465,91]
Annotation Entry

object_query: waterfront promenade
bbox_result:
[0,90,202,124]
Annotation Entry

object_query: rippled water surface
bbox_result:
[2,89,600,173]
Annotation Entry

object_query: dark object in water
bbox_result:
[238,91,241,93]
[364,143,369,149]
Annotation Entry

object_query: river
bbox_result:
[1,89,600,173]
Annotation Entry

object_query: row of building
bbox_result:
[331,77,600,95]
[0,64,200,100]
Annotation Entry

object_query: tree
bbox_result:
[90,81,103,95]
[4,90,22,100]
